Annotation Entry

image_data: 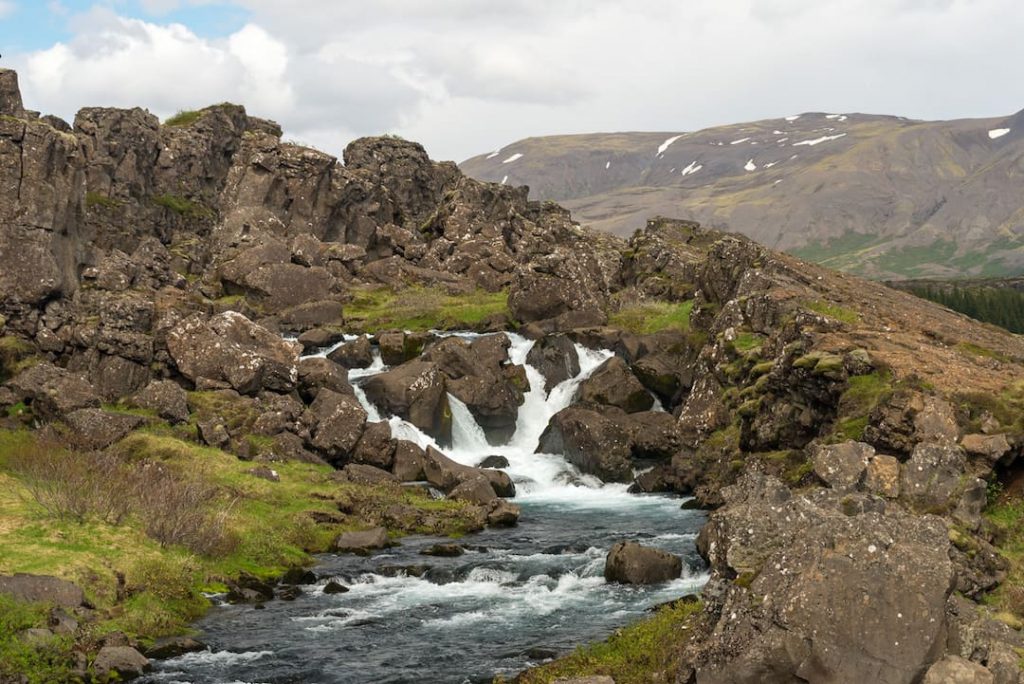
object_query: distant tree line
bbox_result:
[902,282,1024,333]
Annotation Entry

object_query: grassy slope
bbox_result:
[343,286,510,333]
[0,428,477,681]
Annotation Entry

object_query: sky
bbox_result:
[0,0,1022,162]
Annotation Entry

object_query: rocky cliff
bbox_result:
[461,109,1024,279]
[3,67,1024,683]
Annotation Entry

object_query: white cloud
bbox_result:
[7,0,1024,162]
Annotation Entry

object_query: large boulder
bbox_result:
[422,446,515,496]
[333,527,390,554]
[327,336,374,369]
[305,389,368,465]
[604,541,682,584]
[392,440,428,481]
[577,356,653,413]
[537,406,634,482]
[692,471,955,684]
[6,363,100,421]
[131,380,189,423]
[63,409,145,450]
[921,656,994,684]
[423,334,527,443]
[352,421,396,469]
[92,646,150,680]
[0,574,87,609]
[166,312,300,395]
[362,361,452,446]
[296,357,352,403]
[525,334,580,391]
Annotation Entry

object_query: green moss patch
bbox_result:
[804,300,860,325]
[609,300,693,335]
[152,194,214,219]
[516,599,702,683]
[344,286,509,333]
[164,110,204,127]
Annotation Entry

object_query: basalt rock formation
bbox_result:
[3,68,1024,683]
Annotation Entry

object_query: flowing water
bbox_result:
[146,333,707,684]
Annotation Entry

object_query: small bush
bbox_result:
[84,191,121,209]
[135,463,239,557]
[8,438,238,557]
[8,440,136,524]
[152,193,213,219]
[164,110,203,127]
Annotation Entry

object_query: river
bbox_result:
[144,333,707,684]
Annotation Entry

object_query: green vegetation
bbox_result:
[609,300,693,335]
[791,231,881,269]
[84,191,121,210]
[0,427,478,674]
[901,281,1024,334]
[344,286,509,333]
[152,193,214,220]
[956,341,1010,363]
[163,110,204,127]
[731,332,764,354]
[0,595,74,684]
[516,599,702,683]
[0,335,36,382]
[804,300,860,325]
[984,498,1024,624]
[832,369,893,441]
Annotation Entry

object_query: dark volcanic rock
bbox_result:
[362,361,451,446]
[537,406,633,482]
[326,335,374,369]
[167,312,301,395]
[63,408,145,450]
[577,356,653,413]
[93,646,150,680]
[0,574,87,608]
[131,380,189,423]
[525,334,579,391]
[306,389,367,464]
[604,541,682,584]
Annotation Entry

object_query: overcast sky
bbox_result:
[1,0,1022,162]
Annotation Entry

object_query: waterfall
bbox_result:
[343,332,615,495]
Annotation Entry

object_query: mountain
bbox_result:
[461,110,1024,279]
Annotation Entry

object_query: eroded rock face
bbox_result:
[577,356,653,413]
[423,334,527,443]
[362,361,451,445]
[525,333,580,390]
[167,312,300,395]
[693,471,955,684]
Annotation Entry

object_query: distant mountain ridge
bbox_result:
[461,109,1024,279]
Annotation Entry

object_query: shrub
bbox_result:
[8,440,136,525]
[152,193,214,219]
[135,463,238,557]
[164,110,203,127]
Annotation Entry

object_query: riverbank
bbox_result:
[0,426,481,682]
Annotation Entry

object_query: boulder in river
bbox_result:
[604,541,682,584]
[334,527,391,554]
[525,333,580,391]
[92,646,150,680]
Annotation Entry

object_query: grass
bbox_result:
[0,595,75,684]
[804,300,860,325]
[0,428,479,662]
[344,286,509,333]
[609,300,693,335]
[732,332,765,353]
[84,191,121,210]
[0,335,36,382]
[956,341,1010,363]
[830,369,893,441]
[984,497,1024,623]
[164,110,204,127]
[152,193,214,220]
[516,599,702,683]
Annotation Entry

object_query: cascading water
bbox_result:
[145,332,707,684]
